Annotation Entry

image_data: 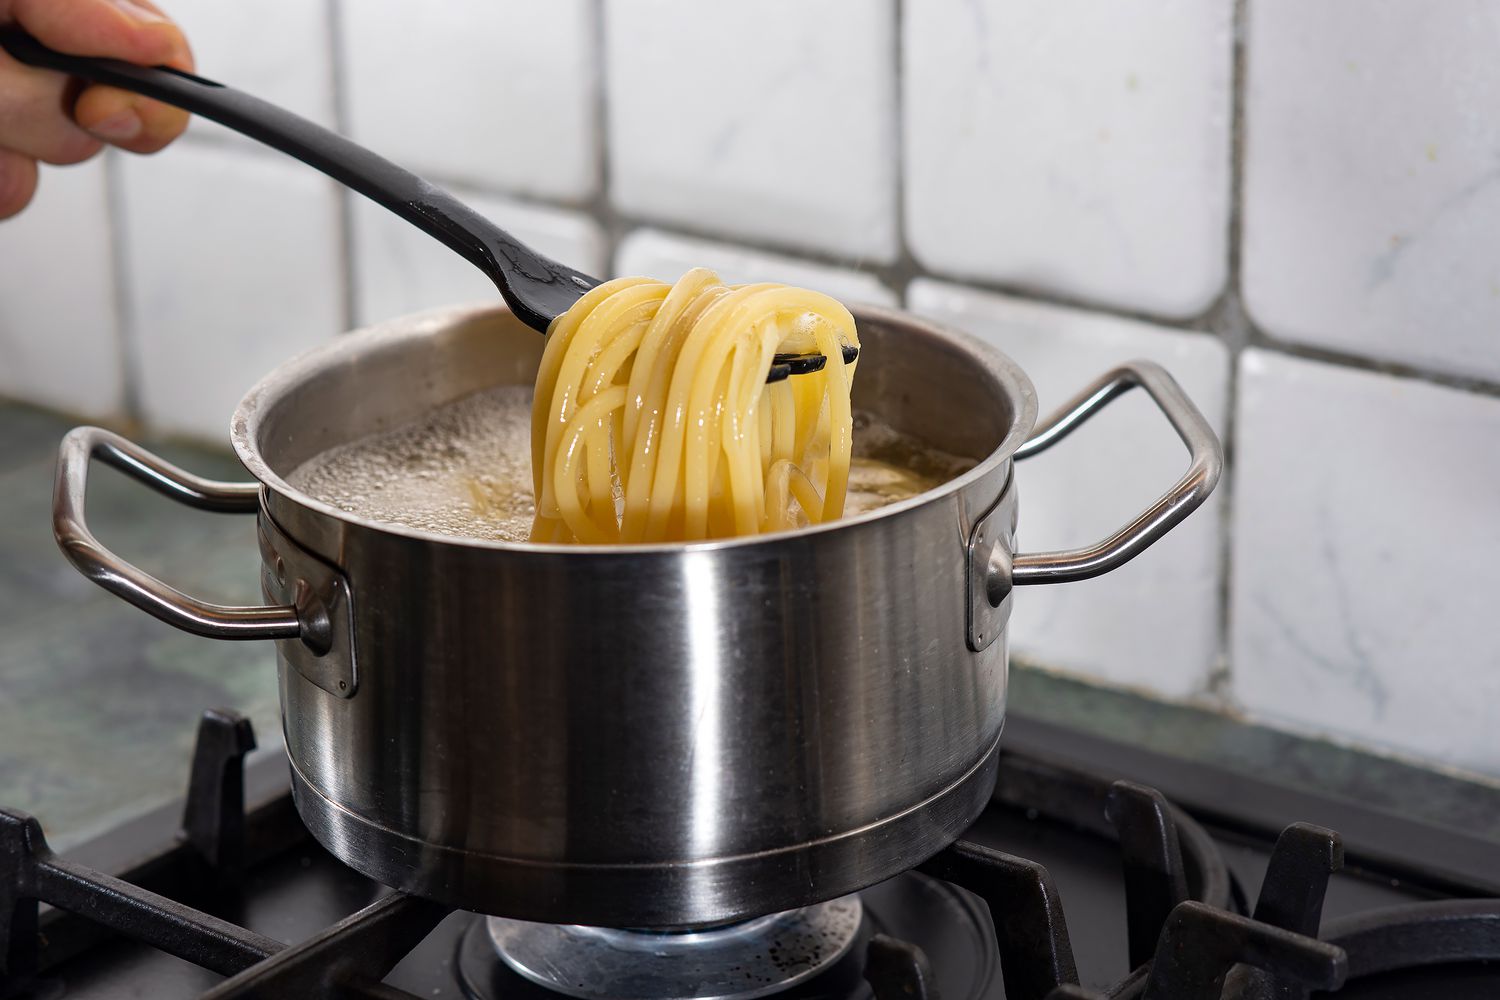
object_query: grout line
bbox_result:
[1203,0,1253,709]
[585,0,626,274]
[164,1,1500,412]
[103,151,145,430]
[884,0,924,307]
[158,120,1500,405]
[1240,333,1500,397]
[325,0,356,331]
[589,207,1500,400]
[595,204,1500,402]
[603,210,1207,329]
[1201,0,1500,407]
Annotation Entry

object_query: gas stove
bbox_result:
[2,708,1498,999]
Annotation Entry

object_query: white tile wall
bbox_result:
[909,280,1229,699]
[904,0,1234,318]
[1243,1,1500,381]
[351,190,606,327]
[0,161,122,419]
[166,0,336,142]
[1232,350,1500,776]
[117,144,342,442]
[3,0,1500,780]
[605,0,898,262]
[341,0,598,201]
[617,229,898,307]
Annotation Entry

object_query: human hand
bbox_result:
[0,0,192,219]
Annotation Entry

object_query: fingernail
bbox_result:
[87,110,143,142]
[110,0,169,26]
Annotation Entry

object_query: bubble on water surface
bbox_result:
[287,385,974,542]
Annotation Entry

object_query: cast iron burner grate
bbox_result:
[1,709,1499,999]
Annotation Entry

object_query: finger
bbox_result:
[6,0,194,154]
[73,82,188,153]
[0,147,40,219]
[9,0,194,72]
[0,49,105,163]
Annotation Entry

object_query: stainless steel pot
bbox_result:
[52,303,1220,928]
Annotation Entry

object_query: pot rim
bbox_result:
[229,301,1039,555]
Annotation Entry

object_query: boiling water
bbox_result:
[287,385,975,542]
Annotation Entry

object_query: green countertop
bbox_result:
[3,400,1497,854]
[1009,665,1500,842]
[0,403,280,850]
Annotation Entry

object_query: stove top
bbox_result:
[2,708,1498,1000]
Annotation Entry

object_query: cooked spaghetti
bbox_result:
[528,269,860,543]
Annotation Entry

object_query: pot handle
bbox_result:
[53,426,321,647]
[1009,360,1223,585]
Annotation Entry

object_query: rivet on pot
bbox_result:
[985,540,1013,609]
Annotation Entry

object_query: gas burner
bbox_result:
[10,708,1500,999]
[476,897,862,1000]
[458,873,1001,1000]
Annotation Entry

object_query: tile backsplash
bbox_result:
[909,281,1231,700]
[0,159,121,417]
[606,0,898,260]
[1232,350,1500,776]
[3,2,1498,780]
[349,188,606,327]
[342,0,599,200]
[116,143,343,438]
[904,0,1235,317]
[164,0,337,135]
[1242,0,1500,381]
